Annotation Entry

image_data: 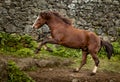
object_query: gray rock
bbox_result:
[68,3,76,9]
[5,0,11,5]
[5,24,17,33]
[104,0,112,3]
[0,0,120,41]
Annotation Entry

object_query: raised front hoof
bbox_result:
[46,48,53,52]
[90,72,96,76]
[73,68,79,73]
[34,49,40,54]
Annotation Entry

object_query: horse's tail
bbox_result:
[101,40,114,59]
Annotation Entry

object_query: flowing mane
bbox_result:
[52,12,72,25]
[40,11,72,25]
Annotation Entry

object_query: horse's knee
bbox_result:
[91,54,100,66]
[95,59,99,66]
[46,47,53,52]
[81,60,86,65]
[35,48,41,54]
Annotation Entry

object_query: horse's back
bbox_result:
[87,31,100,44]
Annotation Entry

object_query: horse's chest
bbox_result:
[51,30,66,41]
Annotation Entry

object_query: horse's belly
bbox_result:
[61,41,85,49]
[56,29,88,49]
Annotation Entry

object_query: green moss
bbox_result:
[112,42,120,55]
[16,48,34,57]
[7,60,35,82]
[0,32,38,57]
[45,44,82,58]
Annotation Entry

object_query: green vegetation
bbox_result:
[7,60,35,82]
[116,28,120,44]
[0,32,37,57]
[1,32,120,59]
[0,32,120,81]
[45,44,82,58]
[112,42,120,55]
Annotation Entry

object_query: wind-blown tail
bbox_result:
[101,40,114,59]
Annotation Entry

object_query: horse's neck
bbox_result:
[46,18,70,31]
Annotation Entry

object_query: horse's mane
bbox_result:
[40,11,72,25]
[52,12,72,25]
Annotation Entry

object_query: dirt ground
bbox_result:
[27,67,120,82]
[0,54,120,82]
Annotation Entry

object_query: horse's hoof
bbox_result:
[34,49,40,54]
[35,51,39,54]
[90,72,96,76]
[46,48,53,52]
[73,68,79,73]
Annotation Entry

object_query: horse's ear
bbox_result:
[40,11,51,19]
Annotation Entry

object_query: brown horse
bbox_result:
[32,11,113,75]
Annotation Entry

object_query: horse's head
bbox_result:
[32,11,50,29]
[33,11,72,29]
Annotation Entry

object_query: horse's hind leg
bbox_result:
[91,53,99,75]
[74,50,88,72]
[89,47,100,75]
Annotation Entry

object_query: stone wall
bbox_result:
[0,0,120,41]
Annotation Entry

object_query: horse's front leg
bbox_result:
[43,44,53,52]
[35,38,58,54]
